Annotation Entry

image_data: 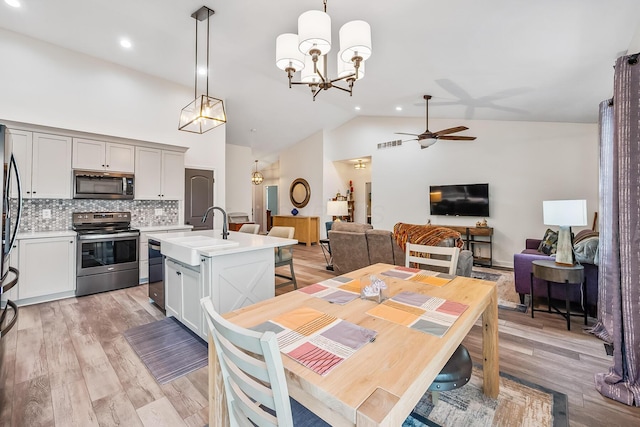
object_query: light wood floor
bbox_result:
[1,244,638,426]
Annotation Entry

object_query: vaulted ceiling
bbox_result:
[1,0,639,159]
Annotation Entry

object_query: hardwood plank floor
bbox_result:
[1,243,638,426]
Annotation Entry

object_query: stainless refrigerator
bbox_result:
[0,123,22,402]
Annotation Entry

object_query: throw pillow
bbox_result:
[574,236,599,264]
[538,228,558,255]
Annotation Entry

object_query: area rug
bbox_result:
[123,316,208,384]
[404,366,568,427]
[471,269,527,313]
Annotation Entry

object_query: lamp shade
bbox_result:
[298,10,331,55]
[337,51,365,80]
[339,20,372,61]
[543,199,587,226]
[327,200,348,216]
[276,33,305,71]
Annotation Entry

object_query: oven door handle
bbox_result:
[78,231,140,241]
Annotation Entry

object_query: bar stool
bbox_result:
[428,344,472,404]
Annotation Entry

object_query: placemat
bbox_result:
[380,266,455,287]
[297,276,360,304]
[366,291,468,337]
[251,307,377,376]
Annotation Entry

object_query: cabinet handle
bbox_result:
[102,164,105,167]
[26,191,31,194]
[158,194,162,197]
[176,271,182,276]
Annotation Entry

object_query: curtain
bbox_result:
[591,53,640,406]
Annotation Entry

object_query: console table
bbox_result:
[442,225,493,267]
[272,215,320,246]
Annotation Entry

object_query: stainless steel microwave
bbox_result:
[73,170,134,199]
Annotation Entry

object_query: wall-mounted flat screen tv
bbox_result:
[429,183,489,217]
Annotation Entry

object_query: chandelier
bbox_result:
[251,160,264,185]
[354,159,366,169]
[179,6,226,134]
[275,0,372,101]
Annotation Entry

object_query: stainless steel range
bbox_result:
[72,211,140,297]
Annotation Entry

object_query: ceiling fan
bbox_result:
[396,95,477,149]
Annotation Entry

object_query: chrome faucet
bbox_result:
[202,206,229,239]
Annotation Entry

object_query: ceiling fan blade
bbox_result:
[434,126,468,136]
[395,132,421,136]
[438,135,477,141]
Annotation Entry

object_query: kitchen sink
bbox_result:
[161,235,239,266]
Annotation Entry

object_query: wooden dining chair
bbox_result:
[267,226,297,289]
[405,243,460,275]
[238,223,260,234]
[200,297,329,427]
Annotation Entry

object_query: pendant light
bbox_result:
[275,0,372,101]
[251,160,264,185]
[179,6,226,134]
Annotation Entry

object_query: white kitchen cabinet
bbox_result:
[8,129,72,199]
[165,259,183,320]
[180,266,201,335]
[17,236,76,301]
[135,147,185,200]
[72,138,135,173]
[164,258,202,337]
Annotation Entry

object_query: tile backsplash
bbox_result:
[12,199,179,232]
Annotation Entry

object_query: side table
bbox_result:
[530,260,586,330]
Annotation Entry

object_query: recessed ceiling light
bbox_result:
[120,38,132,49]
[5,0,21,7]
[354,106,361,111]
[198,66,207,76]
[395,106,403,111]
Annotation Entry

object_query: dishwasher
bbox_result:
[148,239,165,312]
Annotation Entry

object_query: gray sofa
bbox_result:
[328,222,473,277]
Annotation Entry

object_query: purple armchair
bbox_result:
[513,238,598,311]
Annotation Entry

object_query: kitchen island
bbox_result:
[146,229,297,340]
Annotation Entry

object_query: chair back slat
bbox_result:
[238,223,261,234]
[267,226,295,239]
[405,243,460,275]
[217,333,272,387]
[228,381,279,427]
[201,298,294,427]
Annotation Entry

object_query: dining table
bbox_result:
[207,263,499,426]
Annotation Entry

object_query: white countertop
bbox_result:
[137,224,194,232]
[147,229,297,261]
[16,230,77,240]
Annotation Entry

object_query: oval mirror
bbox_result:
[290,178,310,208]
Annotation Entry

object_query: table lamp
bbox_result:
[542,199,587,266]
[327,200,348,221]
